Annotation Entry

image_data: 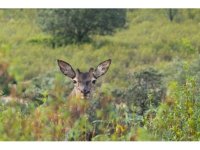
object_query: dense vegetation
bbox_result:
[0,9,200,141]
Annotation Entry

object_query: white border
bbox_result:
[0,0,200,8]
[0,0,199,149]
[0,142,199,150]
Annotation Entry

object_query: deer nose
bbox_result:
[81,89,90,95]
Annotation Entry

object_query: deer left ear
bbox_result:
[57,59,76,79]
[93,59,111,78]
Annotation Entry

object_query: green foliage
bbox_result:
[37,9,127,47]
[113,68,166,115]
[0,100,70,140]
[148,77,200,140]
[0,96,153,141]
[0,9,200,141]
[166,56,200,86]
[0,63,16,95]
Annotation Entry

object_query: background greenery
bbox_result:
[0,9,200,141]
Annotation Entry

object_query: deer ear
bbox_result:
[57,60,76,79]
[93,59,111,78]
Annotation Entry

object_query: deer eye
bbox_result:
[73,80,77,84]
[92,80,96,84]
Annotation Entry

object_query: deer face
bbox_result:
[57,59,111,99]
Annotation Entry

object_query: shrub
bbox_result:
[113,68,166,116]
[148,76,200,140]
[0,63,16,95]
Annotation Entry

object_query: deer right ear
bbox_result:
[57,60,76,79]
[93,59,111,78]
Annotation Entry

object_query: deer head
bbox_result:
[57,59,111,99]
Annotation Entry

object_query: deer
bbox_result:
[57,59,111,100]
[57,59,111,140]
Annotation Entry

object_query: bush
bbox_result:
[0,63,16,96]
[113,68,166,116]
[148,76,200,140]
[167,57,200,86]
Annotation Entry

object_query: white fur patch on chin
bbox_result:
[81,95,89,99]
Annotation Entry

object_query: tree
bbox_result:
[37,9,126,47]
[165,9,178,22]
